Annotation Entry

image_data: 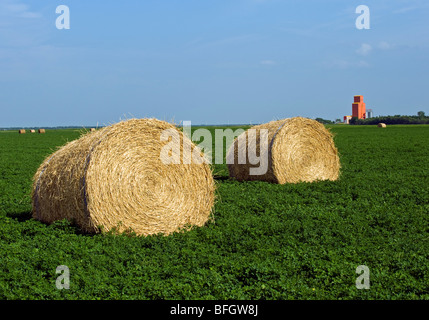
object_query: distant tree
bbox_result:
[418,111,425,118]
[335,118,342,124]
[315,118,333,124]
[349,113,429,125]
[349,117,358,125]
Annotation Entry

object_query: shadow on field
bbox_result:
[213,175,231,181]
[7,210,93,236]
[7,211,33,222]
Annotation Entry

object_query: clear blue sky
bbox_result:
[1,0,428,127]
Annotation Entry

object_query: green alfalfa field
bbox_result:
[0,124,428,299]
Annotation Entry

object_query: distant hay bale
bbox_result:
[32,118,215,236]
[30,130,36,133]
[378,123,387,128]
[90,128,96,132]
[38,129,46,133]
[226,117,340,184]
[19,129,26,134]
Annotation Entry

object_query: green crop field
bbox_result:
[0,125,428,300]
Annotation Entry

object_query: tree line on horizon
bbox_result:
[349,111,428,125]
[3,111,428,130]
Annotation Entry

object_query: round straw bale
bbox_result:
[19,129,26,134]
[32,118,215,236]
[30,129,36,133]
[226,117,340,184]
[38,129,46,133]
[378,123,387,128]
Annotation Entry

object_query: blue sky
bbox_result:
[1,0,428,127]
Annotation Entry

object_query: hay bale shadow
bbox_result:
[213,175,232,181]
[6,211,33,222]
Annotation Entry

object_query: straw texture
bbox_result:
[32,118,215,236]
[226,117,340,184]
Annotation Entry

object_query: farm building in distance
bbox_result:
[352,95,366,119]
[343,115,352,124]
[366,109,373,118]
[343,95,373,123]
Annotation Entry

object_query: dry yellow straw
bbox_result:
[227,117,340,184]
[32,118,215,236]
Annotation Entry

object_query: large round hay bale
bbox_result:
[19,129,26,134]
[32,118,215,236]
[226,117,340,184]
[378,123,387,128]
[38,129,46,133]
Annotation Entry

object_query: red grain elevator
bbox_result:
[352,95,366,119]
